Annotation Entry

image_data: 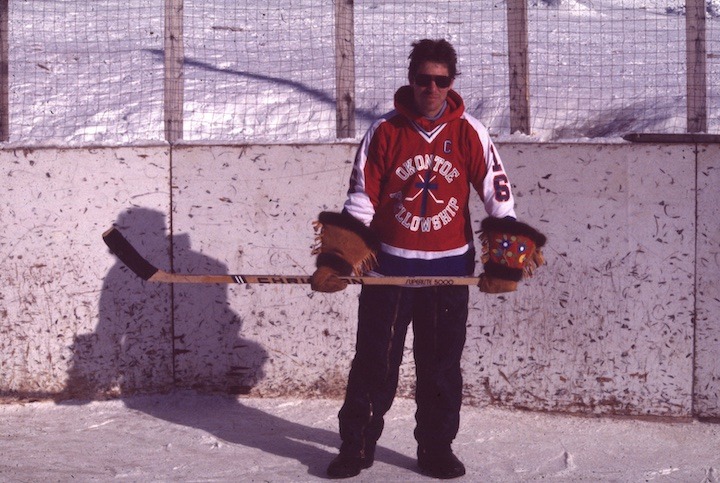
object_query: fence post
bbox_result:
[165,0,184,143]
[0,0,9,142]
[686,0,707,133]
[506,0,530,135]
[335,0,355,139]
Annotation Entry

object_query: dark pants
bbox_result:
[337,284,469,457]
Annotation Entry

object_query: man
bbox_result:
[311,39,543,479]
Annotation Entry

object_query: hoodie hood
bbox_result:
[393,85,466,132]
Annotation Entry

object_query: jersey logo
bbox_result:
[390,154,461,233]
[406,171,442,217]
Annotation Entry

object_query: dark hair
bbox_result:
[408,39,460,82]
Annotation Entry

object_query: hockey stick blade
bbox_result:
[102,227,160,280]
[102,227,480,286]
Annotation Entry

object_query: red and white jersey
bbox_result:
[344,86,516,262]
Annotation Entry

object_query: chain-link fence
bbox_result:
[2,0,718,145]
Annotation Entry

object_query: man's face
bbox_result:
[411,61,454,118]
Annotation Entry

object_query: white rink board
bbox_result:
[0,146,173,398]
[466,143,696,417]
[695,143,720,417]
[169,144,359,396]
[1,143,718,420]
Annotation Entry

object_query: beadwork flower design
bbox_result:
[491,234,529,268]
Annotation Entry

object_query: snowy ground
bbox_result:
[1,391,719,482]
[7,0,720,144]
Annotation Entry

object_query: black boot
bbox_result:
[417,446,466,479]
[326,448,374,479]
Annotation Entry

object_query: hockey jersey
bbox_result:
[343,86,516,276]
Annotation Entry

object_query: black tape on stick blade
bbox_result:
[102,228,160,281]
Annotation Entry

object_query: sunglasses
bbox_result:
[413,74,453,89]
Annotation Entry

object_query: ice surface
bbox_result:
[1,391,719,481]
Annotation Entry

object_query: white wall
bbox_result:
[695,143,720,418]
[0,143,717,420]
[0,146,173,399]
[469,144,696,417]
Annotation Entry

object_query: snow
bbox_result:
[1,391,719,481]
[7,0,720,145]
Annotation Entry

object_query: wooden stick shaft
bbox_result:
[103,226,480,286]
[150,270,479,286]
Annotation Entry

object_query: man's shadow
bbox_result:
[168,229,268,394]
[122,390,418,478]
[63,207,416,477]
[63,208,177,399]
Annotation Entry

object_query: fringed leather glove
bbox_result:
[310,211,379,293]
[478,217,547,294]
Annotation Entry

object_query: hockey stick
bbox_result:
[102,227,481,286]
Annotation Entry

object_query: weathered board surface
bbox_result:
[0,146,172,400]
[170,144,356,396]
[465,143,696,417]
[694,143,720,418]
[1,143,717,419]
